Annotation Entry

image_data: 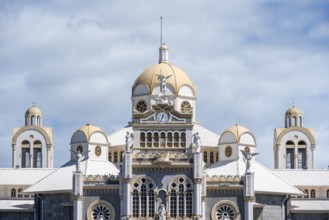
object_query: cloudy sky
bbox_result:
[0,0,328,169]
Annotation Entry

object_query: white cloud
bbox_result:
[0,0,328,168]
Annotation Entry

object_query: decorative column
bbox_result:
[122,151,132,219]
[192,132,202,220]
[193,152,202,219]
[244,172,254,220]
[73,163,83,220]
[12,144,16,168]
[122,132,133,220]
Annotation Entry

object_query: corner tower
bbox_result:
[12,105,54,168]
[274,106,316,169]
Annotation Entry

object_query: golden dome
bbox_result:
[285,106,302,116]
[25,105,42,116]
[132,62,196,96]
[223,124,251,140]
[76,124,105,141]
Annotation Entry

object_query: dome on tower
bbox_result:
[71,123,108,144]
[25,104,42,126]
[25,105,42,117]
[285,106,302,117]
[219,124,256,145]
[132,44,196,97]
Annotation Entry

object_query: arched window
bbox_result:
[108,152,112,162]
[181,132,186,147]
[11,189,16,197]
[169,176,193,218]
[132,176,156,218]
[114,152,118,163]
[216,152,219,162]
[167,132,173,147]
[311,189,315,198]
[147,133,152,147]
[21,140,30,168]
[203,151,208,163]
[140,132,145,147]
[37,116,41,126]
[210,152,214,163]
[174,133,179,147]
[153,133,159,147]
[18,188,23,198]
[33,140,42,168]
[286,141,294,169]
[304,189,308,198]
[160,132,166,147]
[327,190,329,198]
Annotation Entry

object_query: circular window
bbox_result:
[216,204,235,220]
[244,146,250,153]
[95,146,101,156]
[181,101,192,113]
[211,200,240,220]
[87,200,115,220]
[136,100,147,113]
[225,146,232,157]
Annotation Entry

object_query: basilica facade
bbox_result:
[1,44,329,220]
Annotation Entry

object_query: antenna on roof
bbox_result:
[160,16,163,46]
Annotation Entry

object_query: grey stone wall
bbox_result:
[205,189,244,220]
[38,193,73,220]
[83,188,120,220]
[291,213,329,220]
[254,194,285,220]
[0,212,33,220]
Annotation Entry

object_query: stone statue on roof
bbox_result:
[156,72,172,96]
[125,131,134,152]
[71,149,90,171]
[192,132,201,153]
[240,150,259,173]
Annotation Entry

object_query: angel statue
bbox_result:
[158,204,166,220]
[192,132,201,153]
[240,150,259,173]
[70,149,90,171]
[125,131,134,152]
[155,73,172,96]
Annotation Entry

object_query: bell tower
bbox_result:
[12,105,54,168]
[274,106,316,169]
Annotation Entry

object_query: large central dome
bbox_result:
[132,62,196,96]
[132,44,196,97]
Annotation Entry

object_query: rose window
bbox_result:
[216,204,235,220]
[91,204,111,220]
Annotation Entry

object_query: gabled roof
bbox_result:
[108,126,132,146]
[193,124,219,147]
[24,159,119,194]
[206,159,303,195]
[291,199,329,213]
[107,124,219,147]
[0,168,56,185]
[273,170,329,186]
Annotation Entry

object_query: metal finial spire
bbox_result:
[292,98,295,108]
[160,16,163,46]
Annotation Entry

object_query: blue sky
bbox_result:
[0,0,329,168]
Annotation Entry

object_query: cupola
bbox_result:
[25,104,42,126]
[285,106,303,128]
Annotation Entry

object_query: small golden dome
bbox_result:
[77,124,104,141]
[223,124,251,140]
[285,106,303,117]
[132,62,196,96]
